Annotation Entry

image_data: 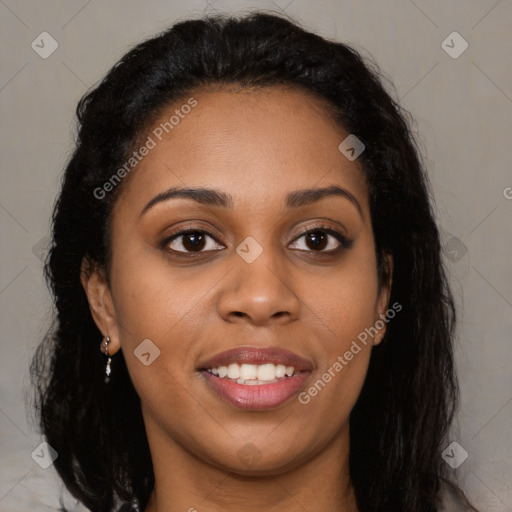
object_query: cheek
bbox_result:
[311,242,380,353]
[108,241,242,402]
[110,249,208,342]
[296,241,379,407]
[109,260,201,412]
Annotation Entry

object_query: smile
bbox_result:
[198,347,313,410]
[206,363,298,384]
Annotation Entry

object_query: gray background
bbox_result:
[1,0,511,510]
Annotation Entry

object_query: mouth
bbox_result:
[197,346,313,410]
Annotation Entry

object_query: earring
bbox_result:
[102,336,112,384]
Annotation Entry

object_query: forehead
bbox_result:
[113,86,369,221]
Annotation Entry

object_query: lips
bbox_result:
[197,346,313,410]
[197,346,314,372]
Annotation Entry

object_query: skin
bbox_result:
[82,85,393,512]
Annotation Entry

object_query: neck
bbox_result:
[143,420,359,512]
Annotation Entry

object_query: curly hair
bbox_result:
[31,11,479,512]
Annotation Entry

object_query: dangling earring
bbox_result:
[102,336,112,384]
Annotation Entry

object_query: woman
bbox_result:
[31,11,480,512]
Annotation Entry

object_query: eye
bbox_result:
[160,227,224,255]
[159,223,353,258]
[289,224,353,254]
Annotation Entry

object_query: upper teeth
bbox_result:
[207,363,295,381]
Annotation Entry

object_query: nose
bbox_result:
[216,243,301,326]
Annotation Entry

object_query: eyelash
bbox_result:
[159,223,353,258]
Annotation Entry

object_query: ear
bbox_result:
[80,257,121,355]
[373,252,394,346]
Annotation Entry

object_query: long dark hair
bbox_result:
[31,11,478,512]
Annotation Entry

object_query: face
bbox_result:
[83,85,392,475]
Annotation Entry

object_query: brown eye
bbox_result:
[289,226,353,254]
[304,230,328,251]
[162,229,224,254]
[179,232,207,252]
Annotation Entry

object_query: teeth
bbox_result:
[236,378,280,385]
[257,364,275,381]
[240,364,258,380]
[275,365,286,378]
[207,363,296,382]
[227,363,240,379]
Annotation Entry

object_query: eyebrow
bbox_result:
[139,184,363,220]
